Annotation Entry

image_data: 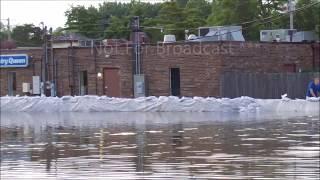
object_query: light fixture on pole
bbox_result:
[97,72,103,80]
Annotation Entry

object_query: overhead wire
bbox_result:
[62,0,320,44]
[63,1,319,32]
[170,1,320,44]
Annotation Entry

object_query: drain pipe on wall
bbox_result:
[311,43,319,72]
[94,45,98,95]
[50,30,56,97]
[67,46,72,95]
[54,55,58,96]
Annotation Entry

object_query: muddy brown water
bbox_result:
[1,112,319,179]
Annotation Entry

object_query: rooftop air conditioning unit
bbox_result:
[197,26,245,42]
[260,29,297,42]
[292,31,319,42]
[188,34,197,40]
[163,35,176,43]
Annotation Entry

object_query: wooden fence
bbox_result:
[220,72,315,99]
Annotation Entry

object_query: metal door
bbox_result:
[103,68,121,97]
[79,71,88,96]
[170,68,181,96]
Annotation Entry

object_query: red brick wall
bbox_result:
[141,42,316,97]
[221,42,314,73]
[142,43,223,97]
[54,47,133,97]
[0,49,42,96]
[1,42,317,97]
[312,43,320,71]
[0,47,133,97]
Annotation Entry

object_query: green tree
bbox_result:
[63,0,319,42]
[182,0,211,35]
[207,0,259,40]
[104,16,130,39]
[257,0,288,29]
[183,8,206,35]
[52,27,65,36]
[98,2,130,18]
[11,24,42,47]
[0,22,9,40]
[65,5,103,38]
[156,1,187,40]
[294,0,320,36]
[129,1,161,19]
[64,1,209,41]
[185,0,211,19]
[176,0,189,8]
[258,0,288,18]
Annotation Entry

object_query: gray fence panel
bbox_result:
[221,72,314,99]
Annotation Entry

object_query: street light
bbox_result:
[97,72,103,80]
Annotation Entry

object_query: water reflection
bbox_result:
[1,112,319,179]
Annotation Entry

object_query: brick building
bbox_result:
[0,42,319,97]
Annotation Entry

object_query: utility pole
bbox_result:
[288,0,295,42]
[41,23,48,96]
[7,18,11,40]
[132,16,141,75]
[289,0,294,30]
[131,16,146,98]
[48,27,56,97]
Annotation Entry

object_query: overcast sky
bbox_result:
[1,0,165,30]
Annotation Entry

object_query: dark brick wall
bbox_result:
[141,42,316,97]
[221,42,315,73]
[0,42,317,97]
[53,47,133,97]
[142,43,223,97]
[0,49,42,96]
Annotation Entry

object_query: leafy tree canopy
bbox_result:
[11,24,42,47]
[61,0,319,41]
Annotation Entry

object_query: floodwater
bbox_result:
[1,112,319,179]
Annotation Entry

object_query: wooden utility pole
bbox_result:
[7,18,11,40]
[41,23,48,96]
[288,0,294,42]
[289,0,294,30]
[131,16,141,75]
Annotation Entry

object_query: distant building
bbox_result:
[0,40,16,49]
[188,26,245,42]
[52,32,101,48]
[102,32,149,46]
[102,39,129,46]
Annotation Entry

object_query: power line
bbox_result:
[110,1,319,31]
[62,1,319,36]
[171,1,320,44]
[144,1,320,32]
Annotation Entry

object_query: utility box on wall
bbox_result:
[134,74,146,98]
[260,29,297,42]
[22,83,31,93]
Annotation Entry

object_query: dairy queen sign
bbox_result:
[0,54,29,68]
